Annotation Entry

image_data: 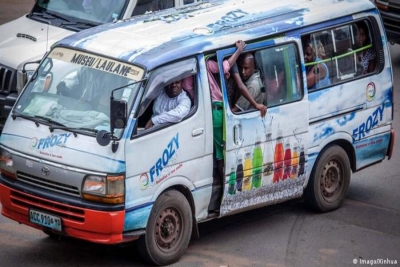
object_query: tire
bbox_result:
[305,145,351,212]
[138,190,192,266]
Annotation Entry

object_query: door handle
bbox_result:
[192,128,204,137]
[233,124,242,146]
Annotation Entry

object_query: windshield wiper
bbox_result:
[30,11,70,23]
[61,21,100,30]
[49,126,99,137]
[11,112,95,137]
[29,12,52,24]
[42,11,70,22]
[11,112,65,129]
[11,111,39,127]
[33,115,66,127]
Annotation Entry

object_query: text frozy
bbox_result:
[35,133,72,150]
[352,104,384,141]
[149,133,180,184]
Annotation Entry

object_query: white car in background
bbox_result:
[0,0,199,132]
[374,0,400,45]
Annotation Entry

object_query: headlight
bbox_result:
[82,174,125,204]
[0,147,16,179]
[375,1,389,11]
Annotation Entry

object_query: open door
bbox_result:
[216,38,309,216]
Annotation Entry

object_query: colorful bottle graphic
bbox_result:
[290,142,299,179]
[283,138,292,180]
[242,151,252,191]
[228,166,236,195]
[273,128,284,183]
[298,143,305,177]
[252,136,263,189]
[236,157,243,192]
[262,130,274,185]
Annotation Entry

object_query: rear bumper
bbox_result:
[0,184,136,244]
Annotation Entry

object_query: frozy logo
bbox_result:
[207,9,248,31]
[352,104,384,141]
[149,133,179,184]
[31,133,72,150]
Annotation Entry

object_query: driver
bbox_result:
[145,79,191,129]
[56,67,104,107]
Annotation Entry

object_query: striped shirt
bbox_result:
[151,90,191,125]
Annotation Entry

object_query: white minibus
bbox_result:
[0,0,394,265]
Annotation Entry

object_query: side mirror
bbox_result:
[21,59,42,88]
[111,99,127,129]
[96,99,127,152]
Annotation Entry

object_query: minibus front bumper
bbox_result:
[0,183,136,244]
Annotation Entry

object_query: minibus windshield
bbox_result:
[31,0,129,26]
[14,47,144,137]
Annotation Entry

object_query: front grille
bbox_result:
[388,1,400,10]
[382,15,400,33]
[380,2,400,36]
[10,190,85,222]
[17,172,80,197]
[0,64,17,94]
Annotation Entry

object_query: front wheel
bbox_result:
[305,145,351,212]
[138,189,192,266]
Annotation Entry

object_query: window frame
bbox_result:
[131,57,198,138]
[216,40,303,116]
[301,17,382,93]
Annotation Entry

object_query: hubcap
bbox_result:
[320,160,342,202]
[155,207,181,252]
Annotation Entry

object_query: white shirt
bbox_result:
[151,90,191,125]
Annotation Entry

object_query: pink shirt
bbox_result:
[206,60,231,102]
[181,76,194,100]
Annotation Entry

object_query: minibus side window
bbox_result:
[353,21,377,74]
[134,58,197,134]
[221,52,266,112]
[302,19,378,91]
[224,42,302,112]
[254,43,302,107]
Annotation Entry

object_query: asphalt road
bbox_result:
[0,1,400,267]
[0,0,32,23]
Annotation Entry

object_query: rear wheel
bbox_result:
[305,145,351,212]
[138,189,192,266]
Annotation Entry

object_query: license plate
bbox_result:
[29,209,62,232]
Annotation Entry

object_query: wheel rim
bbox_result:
[155,207,182,252]
[320,159,343,202]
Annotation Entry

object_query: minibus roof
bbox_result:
[57,0,376,70]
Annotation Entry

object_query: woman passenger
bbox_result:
[356,22,376,74]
